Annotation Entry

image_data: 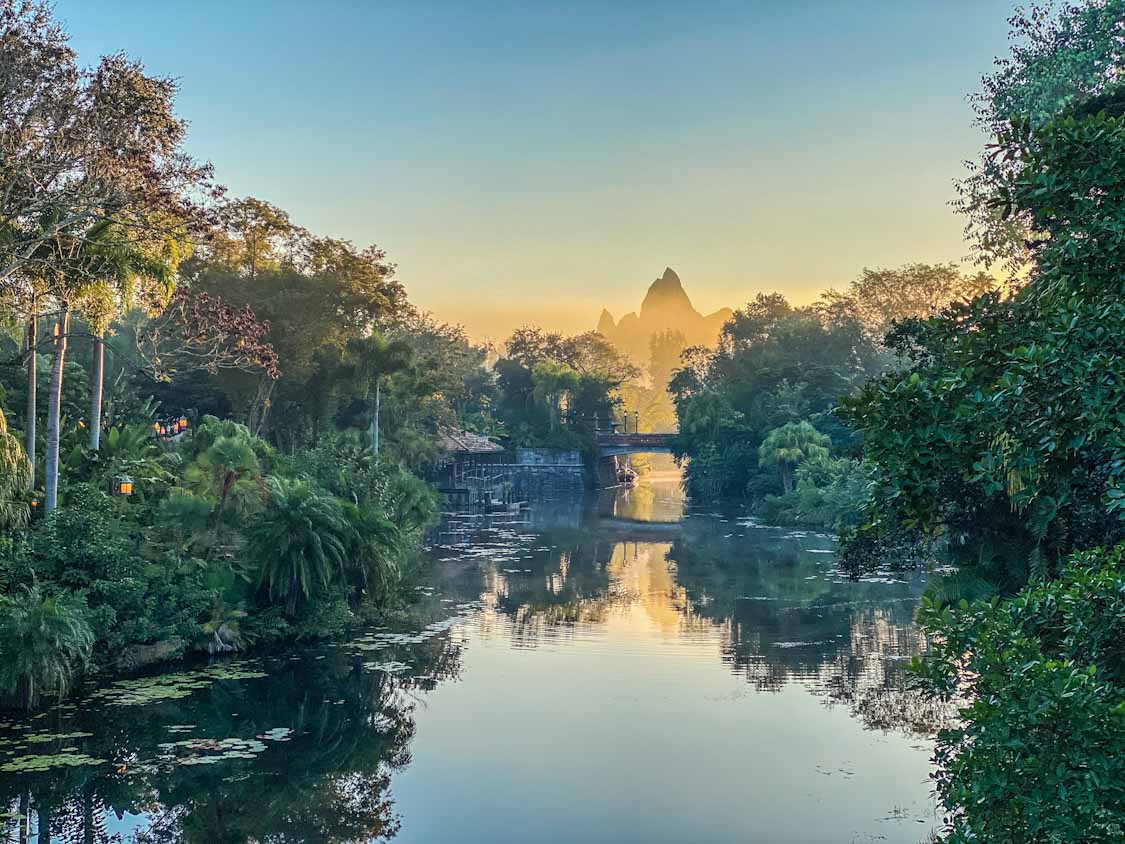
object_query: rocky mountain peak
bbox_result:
[595,267,732,363]
[640,267,696,320]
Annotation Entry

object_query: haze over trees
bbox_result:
[668,263,994,512]
[0,1,1123,840]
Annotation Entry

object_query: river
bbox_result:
[0,477,943,843]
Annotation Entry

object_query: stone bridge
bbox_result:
[595,432,674,457]
[594,432,675,487]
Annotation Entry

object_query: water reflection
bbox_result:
[2,478,940,843]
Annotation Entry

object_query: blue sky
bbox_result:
[56,1,1016,339]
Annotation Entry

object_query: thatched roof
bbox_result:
[437,428,504,454]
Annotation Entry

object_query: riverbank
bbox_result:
[1,481,944,842]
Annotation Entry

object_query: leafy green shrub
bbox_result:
[249,476,354,615]
[17,485,211,663]
[761,455,871,530]
[913,544,1125,842]
[0,584,93,709]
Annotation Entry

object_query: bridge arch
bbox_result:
[594,432,675,487]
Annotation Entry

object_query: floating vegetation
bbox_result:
[25,731,93,744]
[363,660,411,673]
[154,728,293,767]
[0,752,106,773]
[88,662,268,707]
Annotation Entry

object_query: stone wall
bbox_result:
[508,464,585,500]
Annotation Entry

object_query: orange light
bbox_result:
[119,481,133,495]
[179,417,189,428]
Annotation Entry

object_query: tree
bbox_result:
[648,328,688,388]
[843,85,1125,572]
[954,0,1125,269]
[342,332,413,454]
[0,401,29,528]
[0,6,212,284]
[819,263,998,339]
[250,477,353,614]
[671,293,880,499]
[78,223,187,452]
[183,434,264,545]
[912,544,1125,842]
[32,220,172,509]
[0,584,93,709]
[0,6,213,508]
[531,360,581,433]
[758,421,830,493]
[181,197,410,444]
[134,288,280,382]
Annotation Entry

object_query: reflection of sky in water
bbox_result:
[1,478,941,844]
[401,479,939,843]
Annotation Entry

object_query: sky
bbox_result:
[56,0,1016,341]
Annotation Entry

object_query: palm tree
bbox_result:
[80,225,182,452]
[758,420,831,493]
[343,333,413,454]
[342,501,401,603]
[185,435,263,514]
[249,477,354,614]
[33,220,181,511]
[0,404,31,529]
[183,435,265,553]
[0,584,93,709]
[19,282,45,487]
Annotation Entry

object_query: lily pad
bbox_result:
[0,752,106,773]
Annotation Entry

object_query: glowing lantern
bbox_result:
[113,475,135,496]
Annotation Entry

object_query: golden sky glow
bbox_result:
[60,1,1016,341]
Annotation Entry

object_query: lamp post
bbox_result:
[112,474,134,497]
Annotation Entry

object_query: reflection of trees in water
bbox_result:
[0,631,465,843]
[667,526,947,735]
[475,529,619,649]
[440,507,945,738]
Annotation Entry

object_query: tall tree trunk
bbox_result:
[89,332,104,450]
[45,307,69,513]
[372,377,381,454]
[25,303,36,486]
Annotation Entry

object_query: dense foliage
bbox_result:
[669,260,997,518]
[0,417,438,708]
[492,327,638,469]
[843,71,1125,580]
[843,4,1125,841]
[669,292,879,502]
[0,3,475,709]
[914,544,1125,842]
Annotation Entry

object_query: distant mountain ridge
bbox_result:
[596,267,732,361]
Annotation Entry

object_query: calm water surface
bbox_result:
[0,477,942,843]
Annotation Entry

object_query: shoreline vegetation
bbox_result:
[0,0,1124,841]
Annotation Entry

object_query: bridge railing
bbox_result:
[562,411,643,435]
